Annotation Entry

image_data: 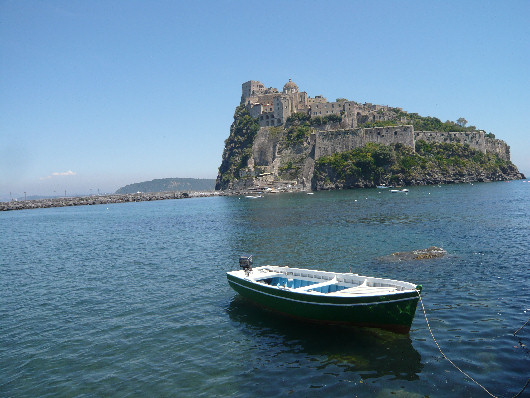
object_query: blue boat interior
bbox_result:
[261,277,316,288]
[309,284,349,293]
[259,276,348,293]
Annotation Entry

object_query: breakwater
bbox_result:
[0,191,222,211]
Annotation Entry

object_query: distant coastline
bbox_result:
[115,177,216,194]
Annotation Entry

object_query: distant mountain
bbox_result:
[115,178,216,194]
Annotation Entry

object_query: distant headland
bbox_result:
[115,177,216,194]
[216,79,524,191]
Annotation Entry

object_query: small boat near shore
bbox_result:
[227,256,422,333]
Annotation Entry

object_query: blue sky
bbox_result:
[1,0,529,199]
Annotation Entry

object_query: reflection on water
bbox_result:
[226,296,422,381]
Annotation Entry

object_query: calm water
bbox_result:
[1,181,529,397]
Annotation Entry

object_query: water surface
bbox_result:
[1,181,529,397]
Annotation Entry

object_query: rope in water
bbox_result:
[417,291,530,398]
[513,317,529,336]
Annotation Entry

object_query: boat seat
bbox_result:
[295,277,337,291]
[252,273,284,282]
[336,285,399,295]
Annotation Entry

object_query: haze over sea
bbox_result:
[1,181,529,397]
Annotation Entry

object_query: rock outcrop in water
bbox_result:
[379,247,447,262]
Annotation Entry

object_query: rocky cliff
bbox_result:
[216,110,524,191]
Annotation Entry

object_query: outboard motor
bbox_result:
[239,255,253,276]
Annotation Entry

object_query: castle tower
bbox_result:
[241,80,266,103]
[282,79,299,94]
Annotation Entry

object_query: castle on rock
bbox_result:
[242,79,399,129]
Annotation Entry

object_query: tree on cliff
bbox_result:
[215,105,260,190]
[457,117,468,127]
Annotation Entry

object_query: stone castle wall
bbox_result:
[249,126,511,176]
[414,131,485,152]
[234,125,513,192]
[485,137,510,160]
[242,81,511,162]
[414,131,510,161]
[314,126,415,159]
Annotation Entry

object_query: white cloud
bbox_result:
[40,170,77,180]
[52,170,76,176]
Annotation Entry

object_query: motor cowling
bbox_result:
[239,255,253,274]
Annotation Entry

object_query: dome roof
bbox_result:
[283,79,299,92]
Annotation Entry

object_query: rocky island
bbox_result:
[216,79,524,191]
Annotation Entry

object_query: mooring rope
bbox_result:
[513,317,529,336]
[417,291,530,398]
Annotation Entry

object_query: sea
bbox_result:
[1,181,529,397]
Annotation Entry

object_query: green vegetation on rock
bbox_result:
[215,105,260,190]
[358,112,477,132]
[285,125,311,146]
[357,120,401,129]
[286,112,310,124]
[116,178,215,194]
[313,140,521,189]
[310,114,342,126]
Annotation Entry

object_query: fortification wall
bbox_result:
[238,126,515,193]
[363,126,415,147]
[314,126,414,159]
[485,137,510,160]
[414,131,511,161]
[414,131,486,152]
[314,130,365,159]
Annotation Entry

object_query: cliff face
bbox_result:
[215,110,524,191]
[215,105,260,190]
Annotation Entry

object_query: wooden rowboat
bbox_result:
[227,256,422,333]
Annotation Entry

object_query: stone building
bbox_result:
[242,79,310,127]
[242,79,401,128]
[240,80,511,162]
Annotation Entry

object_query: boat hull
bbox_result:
[227,273,420,333]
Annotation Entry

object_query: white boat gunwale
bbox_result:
[227,277,419,307]
[227,265,419,298]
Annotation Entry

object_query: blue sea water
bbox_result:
[1,181,529,397]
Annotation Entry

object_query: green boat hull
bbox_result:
[227,274,421,333]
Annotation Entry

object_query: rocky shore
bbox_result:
[0,191,222,211]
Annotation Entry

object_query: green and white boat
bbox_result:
[227,256,422,333]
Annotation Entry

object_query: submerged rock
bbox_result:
[378,246,447,262]
[391,246,447,260]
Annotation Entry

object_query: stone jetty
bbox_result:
[0,191,223,211]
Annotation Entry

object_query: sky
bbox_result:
[1,0,529,200]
